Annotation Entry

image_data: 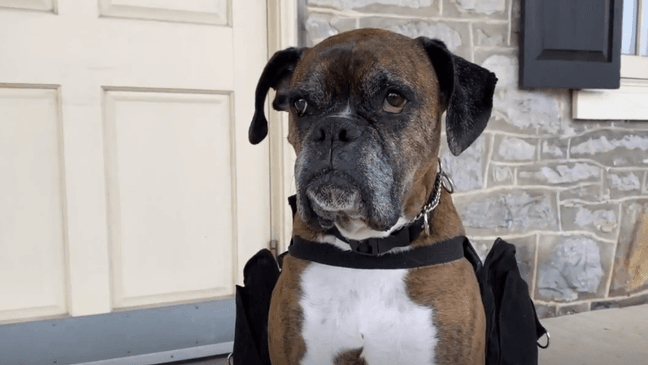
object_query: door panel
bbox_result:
[0,87,67,323]
[99,0,230,25]
[0,0,56,12]
[104,91,235,309]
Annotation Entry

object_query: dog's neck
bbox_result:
[292,189,465,251]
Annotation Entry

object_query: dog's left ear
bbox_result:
[417,37,498,156]
[249,47,306,145]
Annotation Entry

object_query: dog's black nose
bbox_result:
[311,118,362,145]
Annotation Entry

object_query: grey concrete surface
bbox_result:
[539,304,648,365]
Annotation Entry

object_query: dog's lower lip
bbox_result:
[305,170,362,214]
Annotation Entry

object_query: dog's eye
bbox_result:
[383,92,407,113]
[294,99,308,116]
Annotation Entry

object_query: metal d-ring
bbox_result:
[537,331,551,349]
[437,158,455,194]
[227,353,234,365]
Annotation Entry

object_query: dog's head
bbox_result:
[250,29,497,235]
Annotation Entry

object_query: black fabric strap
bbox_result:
[326,220,426,255]
[288,235,466,270]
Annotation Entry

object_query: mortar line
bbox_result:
[603,204,623,298]
[601,165,607,201]
[556,190,563,232]
[469,21,475,62]
[483,123,648,141]
[474,45,517,51]
[507,0,512,46]
[561,195,648,205]
[513,166,518,185]
[483,133,495,189]
[531,233,539,298]
[452,181,607,197]
[306,6,510,23]
[480,157,632,170]
[467,231,617,244]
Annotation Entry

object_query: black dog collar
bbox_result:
[287,193,465,269]
[325,220,426,255]
[288,194,429,256]
[288,235,466,270]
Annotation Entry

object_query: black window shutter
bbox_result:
[520,0,623,89]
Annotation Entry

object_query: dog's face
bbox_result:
[250,29,497,234]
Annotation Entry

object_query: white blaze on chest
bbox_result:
[300,263,438,365]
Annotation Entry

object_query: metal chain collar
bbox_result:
[412,158,455,235]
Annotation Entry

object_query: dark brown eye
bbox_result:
[294,98,308,115]
[383,92,407,113]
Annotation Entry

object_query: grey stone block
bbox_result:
[359,18,470,59]
[534,303,557,319]
[564,121,613,136]
[307,0,439,16]
[472,22,509,48]
[442,0,508,19]
[486,163,515,188]
[535,235,613,302]
[591,292,648,311]
[609,200,648,297]
[439,133,489,192]
[560,203,619,240]
[604,169,644,200]
[539,138,569,160]
[559,184,602,203]
[612,120,648,130]
[556,302,591,316]
[569,130,648,167]
[517,162,602,187]
[492,135,537,162]
[474,47,517,67]
[481,55,564,135]
[454,189,559,236]
[303,12,357,46]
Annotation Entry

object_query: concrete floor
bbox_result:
[539,304,648,365]
[167,304,648,365]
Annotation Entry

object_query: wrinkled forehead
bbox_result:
[291,33,428,96]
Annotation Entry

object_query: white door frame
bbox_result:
[268,0,299,253]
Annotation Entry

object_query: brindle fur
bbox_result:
[264,28,489,364]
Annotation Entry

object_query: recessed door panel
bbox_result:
[104,91,234,308]
[0,88,67,323]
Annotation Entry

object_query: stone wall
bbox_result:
[298,0,648,318]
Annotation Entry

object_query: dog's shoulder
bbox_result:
[406,258,487,364]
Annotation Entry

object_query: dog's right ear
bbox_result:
[249,47,306,145]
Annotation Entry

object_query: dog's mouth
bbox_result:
[304,170,365,225]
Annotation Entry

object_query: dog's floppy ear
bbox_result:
[249,47,306,145]
[417,37,498,156]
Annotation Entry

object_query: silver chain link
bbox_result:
[411,158,455,234]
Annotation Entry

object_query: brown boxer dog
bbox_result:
[249,28,497,365]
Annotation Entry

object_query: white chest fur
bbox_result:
[300,263,438,365]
